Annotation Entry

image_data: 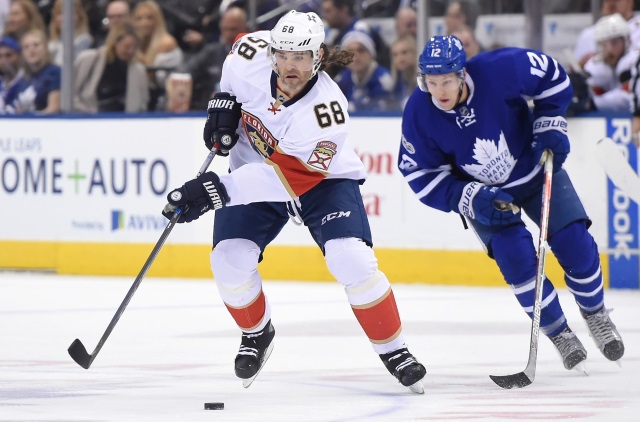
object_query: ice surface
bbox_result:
[1,271,638,421]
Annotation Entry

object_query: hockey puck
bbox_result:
[204,402,224,410]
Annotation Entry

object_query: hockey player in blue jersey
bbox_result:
[397,35,625,371]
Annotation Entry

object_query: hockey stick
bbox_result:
[596,137,640,204]
[68,148,218,369]
[490,150,554,389]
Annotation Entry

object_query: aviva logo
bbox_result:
[111,210,167,231]
[112,210,125,231]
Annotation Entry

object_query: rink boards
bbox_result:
[0,113,637,288]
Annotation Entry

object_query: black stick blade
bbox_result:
[68,339,93,369]
[489,372,532,389]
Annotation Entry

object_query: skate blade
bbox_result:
[572,361,588,376]
[408,380,425,394]
[241,342,274,389]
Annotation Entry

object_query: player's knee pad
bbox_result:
[325,237,378,287]
[549,220,599,275]
[490,224,537,285]
[210,238,261,290]
[325,238,390,305]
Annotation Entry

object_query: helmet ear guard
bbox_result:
[270,10,325,77]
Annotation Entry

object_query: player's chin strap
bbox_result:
[454,69,466,107]
[286,199,304,226]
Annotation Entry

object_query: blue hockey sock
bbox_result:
[492,224,567,336]
[549,221,604,313]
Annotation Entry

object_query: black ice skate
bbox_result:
[235,321,275,388]
[582,308,625,363]
[380,348,426,394]
[549,327,587,372]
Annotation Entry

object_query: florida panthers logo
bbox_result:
[307,141,337,171]
[242,111,279,158]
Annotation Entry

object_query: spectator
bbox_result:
[444,0,480,34]
[0,36,25,114]
[34,0,54,28]
[2,0,45,40]
[335,30,394,112]
[132,0,183,110]
[16,29,60,114]
[394,6,416,39]
[93,1,132,48]
[389,0,447,16]
[451,24,484,59]
[390,34,417,109]
[169,5,248,111]
[321,0,390,75]
[583,13,637,113]
[73,21,148,113]
[48,0,93,66]
[153,0,217,59]
[83,0,109,42]
[574,0,640,68]
[219,0,285,31]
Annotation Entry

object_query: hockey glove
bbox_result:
[531,116,570,170]
[203,92,242,156]
[458,182,521,227]
[162,172,230,223]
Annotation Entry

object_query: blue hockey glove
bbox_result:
[531,116,570,170]
[458,182,521,226]
[203,92,242,156]
[162,172,230,223]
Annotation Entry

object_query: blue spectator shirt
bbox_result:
[335,64,394,111]
[19,64,62,113]
[0,71,27,114]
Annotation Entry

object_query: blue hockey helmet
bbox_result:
[418,35,466,75]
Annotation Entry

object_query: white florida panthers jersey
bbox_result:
[217,30,367,207]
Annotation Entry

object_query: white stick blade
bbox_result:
[596,137,640,204]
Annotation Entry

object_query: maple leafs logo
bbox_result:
[461,131,517,185]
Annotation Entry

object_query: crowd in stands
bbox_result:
[0,0,638,115]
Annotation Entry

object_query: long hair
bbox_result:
[3,0,45,38]
[104,21,139,63]
[49,0,91,41]
[132,0,170,64]
[390,34,418,89]
[319,44,354,73]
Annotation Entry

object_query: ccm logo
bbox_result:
[321,211,351,225]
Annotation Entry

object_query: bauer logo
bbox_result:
[606,118,639,289]
[111,210,167,232]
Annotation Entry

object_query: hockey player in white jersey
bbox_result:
[162,11,426,392]
[583,13,640,112]
[398,35,625,372]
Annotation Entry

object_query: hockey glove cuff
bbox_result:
[162,172,230,223]
[532,116,569,170]
[458,182,521,227]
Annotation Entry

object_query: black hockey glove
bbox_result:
[162,172,230,223]
[531,116,570,171]
[203,92,242,156]
[457,182,521,227]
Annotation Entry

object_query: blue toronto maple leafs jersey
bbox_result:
[398,47,572,213]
